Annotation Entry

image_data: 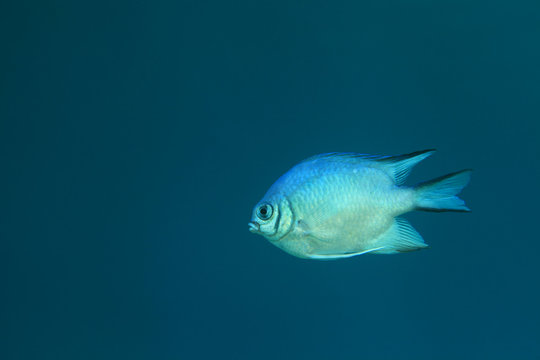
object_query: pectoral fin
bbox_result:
[296,219,336,243]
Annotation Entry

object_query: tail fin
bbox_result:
[415,169,472,212]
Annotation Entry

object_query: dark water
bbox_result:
[2,1,539,359]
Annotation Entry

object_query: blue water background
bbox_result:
[2,1,539,359]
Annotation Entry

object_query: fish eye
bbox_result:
[257,204,273,221]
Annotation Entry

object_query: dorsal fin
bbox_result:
[301,149,436,185]
[376,149,436,185]
[300,152,391,164]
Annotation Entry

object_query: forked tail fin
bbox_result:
[415,169,472,212]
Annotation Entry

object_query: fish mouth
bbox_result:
[248,221,260,233]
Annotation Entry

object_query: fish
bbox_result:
[248,149,471,260]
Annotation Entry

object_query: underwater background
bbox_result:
[2,0,540,359]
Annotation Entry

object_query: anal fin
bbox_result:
[371,218,428,254]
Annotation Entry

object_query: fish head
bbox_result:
[248,195,294,242]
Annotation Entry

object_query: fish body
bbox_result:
[248,150,471,260]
